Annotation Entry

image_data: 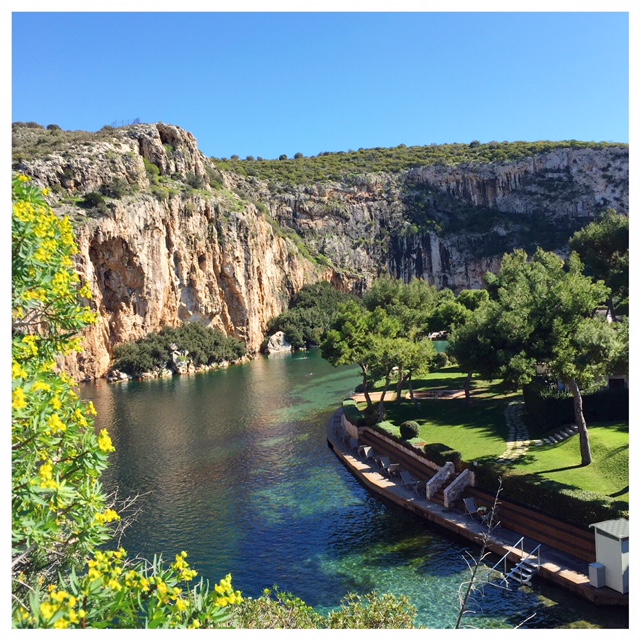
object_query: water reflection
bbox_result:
[81,351,627,629]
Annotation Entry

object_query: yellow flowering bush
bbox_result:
[12,174,114,585]
[12,175,241,628]
[15,549,241,629]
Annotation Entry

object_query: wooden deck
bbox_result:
[327,410,628,608]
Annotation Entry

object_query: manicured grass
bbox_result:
[508,422,629,503]
[365,367,520,461]
[361,367,628,504]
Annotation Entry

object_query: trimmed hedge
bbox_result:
[342,399,366,427]
[523,381,629,433]
[474,461,628,528]
[423,443,462,468]
[399,420,420,440]
[367,422,428,459]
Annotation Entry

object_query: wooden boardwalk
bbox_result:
[327,410,628,608]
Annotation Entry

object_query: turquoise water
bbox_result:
[81,350,627,629]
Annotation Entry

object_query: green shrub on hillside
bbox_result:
[267,282,357,349]
[114,323,246,376]
[214,140,627,186]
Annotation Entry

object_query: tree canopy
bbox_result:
[267,281,356,349]
[452,248,627,465]
[569,208,629,318]
[323,278,440,416]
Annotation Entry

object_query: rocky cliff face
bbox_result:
[243,145,628,290]
[15,124,330,380]
[13,124,628,380]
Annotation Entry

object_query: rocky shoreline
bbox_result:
[106,354,253,383]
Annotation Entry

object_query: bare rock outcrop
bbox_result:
[13,124,628,380]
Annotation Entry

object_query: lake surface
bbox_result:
[81,350,627,629]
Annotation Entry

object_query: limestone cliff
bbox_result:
[14,124,329,380]
[12,123,628,380]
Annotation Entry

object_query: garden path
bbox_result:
[495,401,579,465]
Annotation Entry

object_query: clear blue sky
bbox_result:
[11,9,630,160]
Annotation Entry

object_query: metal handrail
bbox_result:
[487,537,541,588]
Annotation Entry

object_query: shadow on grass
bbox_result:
[534,463,585,474]
[380,393,517,442]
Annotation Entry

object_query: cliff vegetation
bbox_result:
[12,121,629,380]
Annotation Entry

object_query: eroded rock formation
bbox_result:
[13,123,628,380]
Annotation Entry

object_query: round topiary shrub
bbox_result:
[400,420,420,440]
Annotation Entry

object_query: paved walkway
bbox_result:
[495,401,579,465]
[327,410,627,607]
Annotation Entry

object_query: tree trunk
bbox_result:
[567,378,593,466]
[607,295,618,322]
[464,371,473,403]
[395,371,408,403]
[408,373,417,407]
[377,376,390,421]
[361,365,373,411]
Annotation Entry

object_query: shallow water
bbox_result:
[81,350,628,629]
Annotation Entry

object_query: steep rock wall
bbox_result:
[13,124,628,379]
[17,124,328,380]
[246,145,627,290]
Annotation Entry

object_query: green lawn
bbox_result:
[362,367,629,505]
[366,368,520,461]
[508,422,629,502]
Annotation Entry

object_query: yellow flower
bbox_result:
[51,590,70,603]
[88,567,102,581]
[95,509,121,524]
[54,618,70,629]
[181,567,198,581]
[38,462,58,490]
[39,462,54,481]
[12,388,27,411]
[12,362,28,380]
[98,429,115,452]
[22,335,40,356]
[47,414,67,434]
[107,578,122,591]
[175,598,189,611]
[33,381,51,393]
[75,408,89,427]
[17,174,31,182]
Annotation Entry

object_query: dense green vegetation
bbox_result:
[450,248,627,466]
[266,281,356,349]
[233,588,417,629]
[113,323,247,376]
[570,208,629,318]
[214,140,627,185]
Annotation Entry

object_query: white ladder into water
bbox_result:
[487,537,541,589]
